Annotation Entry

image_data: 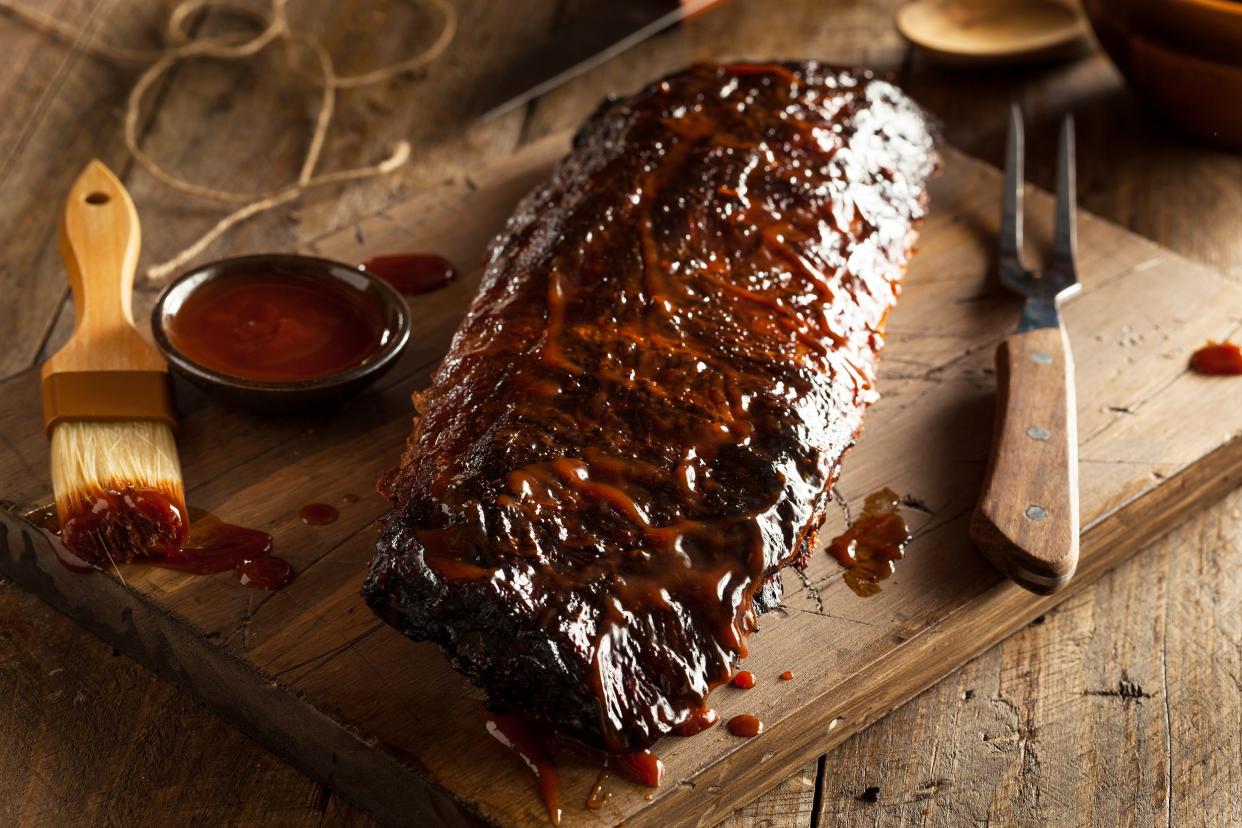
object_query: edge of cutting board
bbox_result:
[2,139,1241,826]
[3,432,1239,825]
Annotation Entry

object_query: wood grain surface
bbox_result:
[0,0,1238,825]
[4,131,1240,826]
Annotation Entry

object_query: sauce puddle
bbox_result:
[726,714,764,737]
[826,487,911,597]
[1190,341,1242,375]
[299,502,339,525]
[362,253,457,295]
[27,503,292,590]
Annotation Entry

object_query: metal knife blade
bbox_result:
[475,0,725,122]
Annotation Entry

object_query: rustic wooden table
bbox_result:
[1,1,1238,825]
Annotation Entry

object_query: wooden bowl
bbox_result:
[151,254,412,413]
[1084,0,1242,148]
[1087,0,1242,63]
[896,0,1090,65]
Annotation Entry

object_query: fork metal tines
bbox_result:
[999,104,1081,313]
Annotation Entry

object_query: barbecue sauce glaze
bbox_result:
[364,61,937,752]
[670,707,719,736]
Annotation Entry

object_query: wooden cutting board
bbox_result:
[2,137,1240,828]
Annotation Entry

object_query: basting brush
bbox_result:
[41,160,188,565]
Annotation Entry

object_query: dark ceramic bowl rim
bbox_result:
[150,253,412,394]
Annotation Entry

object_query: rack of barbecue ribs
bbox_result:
[363,62,938,752]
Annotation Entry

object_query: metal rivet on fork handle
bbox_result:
[1025,505,1048,520]
[1031,351,1053,364]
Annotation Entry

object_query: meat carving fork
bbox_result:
[971,106,1081,595]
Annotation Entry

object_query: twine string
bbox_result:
[0,0,456,283]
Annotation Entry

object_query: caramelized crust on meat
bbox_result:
[363,62,937,751]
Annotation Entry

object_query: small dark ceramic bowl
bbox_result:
[151,254,411,413]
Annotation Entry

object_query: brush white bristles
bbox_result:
[50,420,187,560]
[50,420,184,504]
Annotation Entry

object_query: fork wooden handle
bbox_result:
[971,325,1079,594]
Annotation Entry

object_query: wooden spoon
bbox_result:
[896,0,1090,65]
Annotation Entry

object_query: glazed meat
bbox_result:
[362,62,937,752]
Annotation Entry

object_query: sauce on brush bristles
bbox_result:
[50,420,187,563]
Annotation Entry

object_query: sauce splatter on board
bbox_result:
[826,488,911,597]
[1190,341,1242,375]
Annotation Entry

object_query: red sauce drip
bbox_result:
[606,750,664,788]
[27,505,94,572]
[585,769,611,810]
[153,515,292,590]
[299,503,339,526]
[52,541,95,573]
[731,669,756,689]
[780,670,794,681]
[1190,341,1242,375]
[166,270,388,381]
[826,488,910,597]
[482,709,662,821]
[484,712,561,825]
[727,714,764,737]
[151,516,270,573]
[670,707,719,737]
[237,556,295,589]
[341,493,360,504]
[362,253,457,296]
[59,485,187,563]
[30,505,292,590]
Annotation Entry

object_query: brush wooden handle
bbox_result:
[970,326,1080,594]
[42,160,165,378]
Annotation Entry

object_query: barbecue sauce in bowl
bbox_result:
[152,254,411,410]
[164,270,388,382]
